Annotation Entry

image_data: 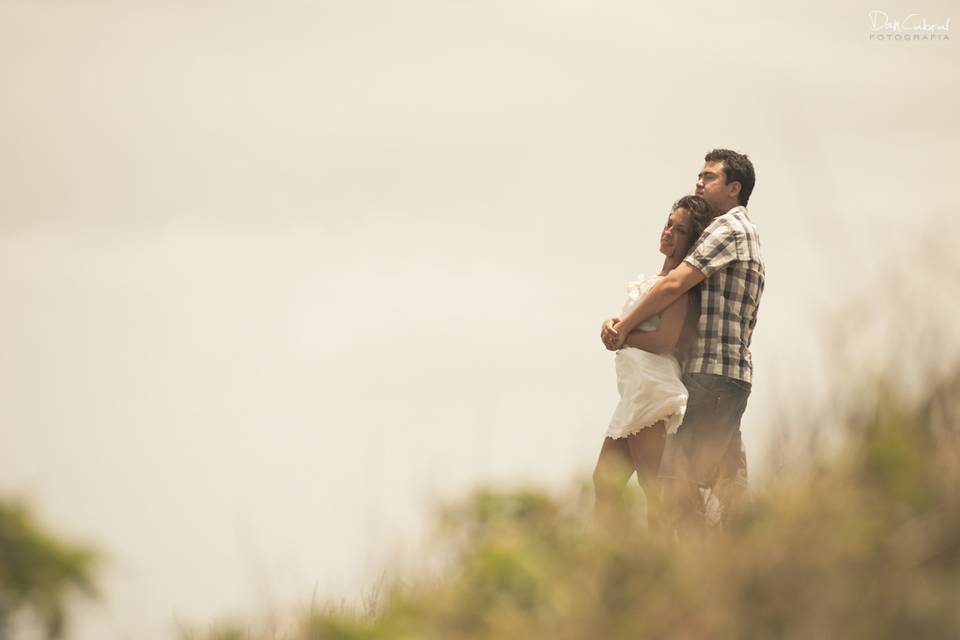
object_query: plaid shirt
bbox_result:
[682,206,765,384]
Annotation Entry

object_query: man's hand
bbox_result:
[601,317,621,351]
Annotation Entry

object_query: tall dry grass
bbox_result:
[183,359,960,640]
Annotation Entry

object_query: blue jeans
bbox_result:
[663,373,751,489]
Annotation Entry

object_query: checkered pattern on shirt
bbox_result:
[682,206,765,384]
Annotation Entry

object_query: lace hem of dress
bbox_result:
[606,403,686,439]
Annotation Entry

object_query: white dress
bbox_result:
[605,274,688,439]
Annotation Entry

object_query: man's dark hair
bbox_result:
[704,149,755,206]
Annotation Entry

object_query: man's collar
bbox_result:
[723,205,749,217]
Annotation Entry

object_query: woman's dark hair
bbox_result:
[672,195,716,255]
[671,195,717,361]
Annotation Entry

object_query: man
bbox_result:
[602,149,764,531]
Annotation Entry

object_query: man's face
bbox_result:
[696,161,738,212]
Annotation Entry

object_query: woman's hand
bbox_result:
[601,317,621,351]
[610,321,629,349]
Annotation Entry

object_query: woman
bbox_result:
[593,195,716,527]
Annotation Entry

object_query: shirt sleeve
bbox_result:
[684,218,739,278]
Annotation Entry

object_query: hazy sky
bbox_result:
[2,1,957,638]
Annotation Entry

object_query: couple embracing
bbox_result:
[593,149,764,535]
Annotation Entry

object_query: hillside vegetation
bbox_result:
[187,364,960,640]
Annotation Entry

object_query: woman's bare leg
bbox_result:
[627,421,667,530]
[592,436,634,526]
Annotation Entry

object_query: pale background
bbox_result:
[1,1,957,638]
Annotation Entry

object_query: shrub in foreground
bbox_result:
[190,368,960,639]
[0,501,98,639]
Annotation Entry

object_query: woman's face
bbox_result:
[659,207,693,259]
